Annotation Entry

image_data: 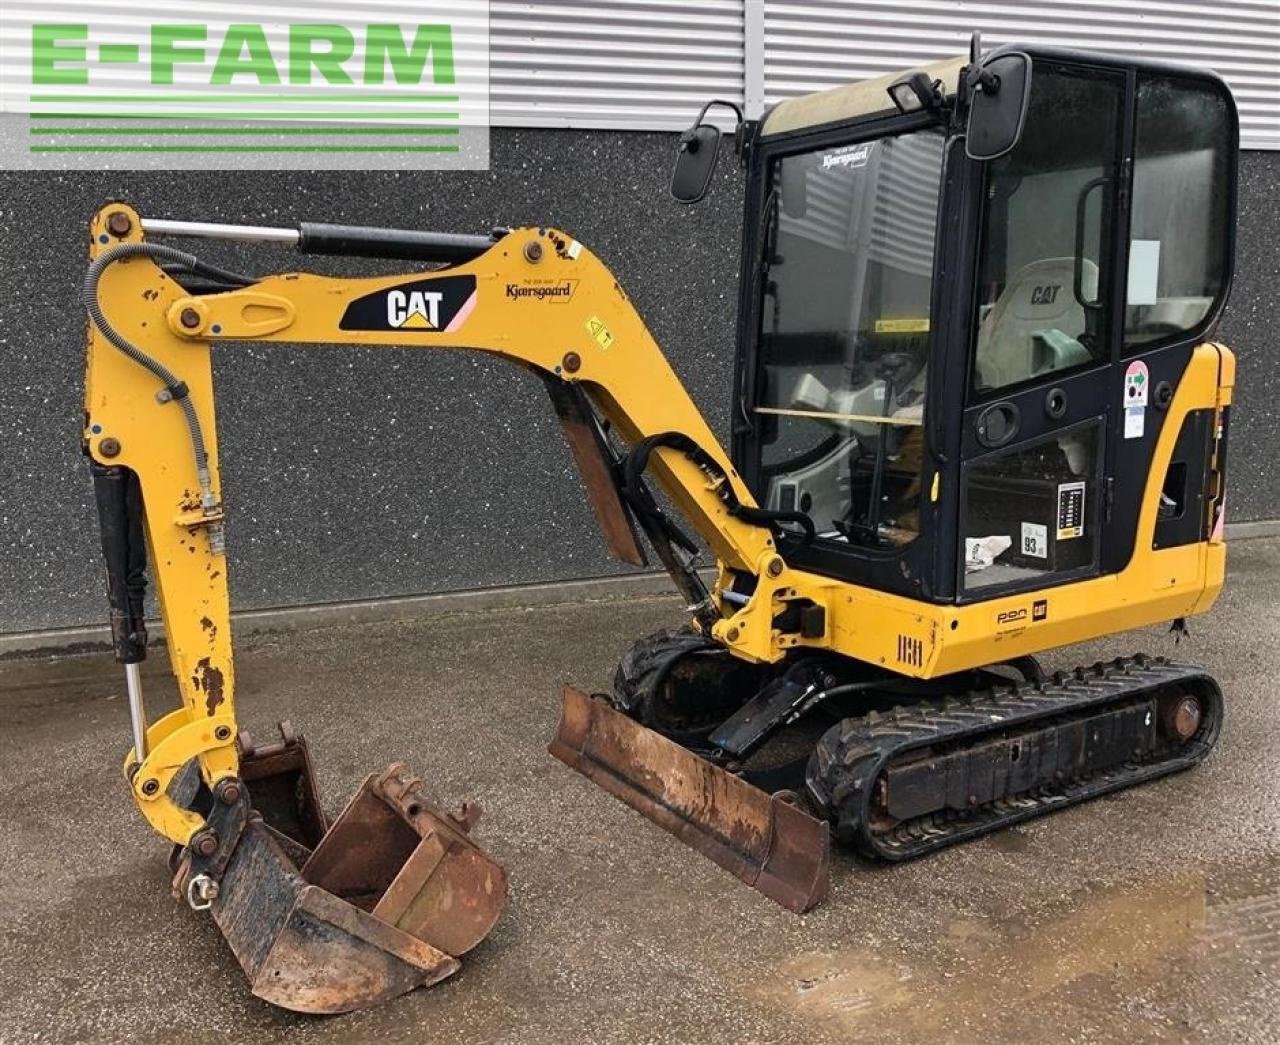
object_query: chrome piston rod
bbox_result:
[138,215,497,263]
[125,661,148,760]
[140,218,300,245]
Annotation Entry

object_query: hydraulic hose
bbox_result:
[624,432,816,544]
[84,242,256,553]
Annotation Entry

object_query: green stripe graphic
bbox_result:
[30,93,460,103]
[31,126,458,136]
[30,112,459,121]
[30,145,463,154]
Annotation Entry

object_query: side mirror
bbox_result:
[965,52,1033,161]
[670,98,745,204]
[671,124,721,204]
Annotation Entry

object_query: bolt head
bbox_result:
[213,725,232,741]
[179,307,202,330]
[725,627,740,643]
[106,211,133,237]
[562,351,582,374]
[192,831,219,857]
[524,240,544,262]
[141,778,160,796]
[215,780,242,805]
[98,437,121,459]
[767,556,785,577]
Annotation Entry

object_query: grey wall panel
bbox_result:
[0,129,742,632]
[762,0,1280,149]
[0,137,1276,636]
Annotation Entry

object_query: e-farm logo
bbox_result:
[4,6,490,171]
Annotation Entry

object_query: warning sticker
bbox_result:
[585,316,614,349]
[1123,360,1149,440]
[1057,481,1086,540]
[1125,360,1149,406]
[1021,521,1048,559]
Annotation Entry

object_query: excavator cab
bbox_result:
[717,43,1236,605]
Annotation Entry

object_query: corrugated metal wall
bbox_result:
[758,0,1279,149]
[490,0,745,129]
[0,2,1275,143]
[487,0,1278,148]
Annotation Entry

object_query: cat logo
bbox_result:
[386,289,444,329]
[1030,284,1062,306]
[1033,598,1049,621]
[339,275,476,334]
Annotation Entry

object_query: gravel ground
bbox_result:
[2,540,1278,1044]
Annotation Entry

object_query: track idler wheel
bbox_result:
[172,727,508,1014]
[612,627,769,745]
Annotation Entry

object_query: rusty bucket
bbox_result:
[175,729,507,1014]
[550,686,830,913]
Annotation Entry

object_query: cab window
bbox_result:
[1125,76,1232,350]
[755,127,945,549]
[971,62,1125,395]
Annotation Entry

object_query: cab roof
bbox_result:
[761,56,966,138]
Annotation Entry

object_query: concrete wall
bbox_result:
[0,134,1275,634]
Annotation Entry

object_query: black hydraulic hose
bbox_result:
[84,243,256,545]
[625,432,816,544]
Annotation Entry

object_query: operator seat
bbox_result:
[974,257,1098,391]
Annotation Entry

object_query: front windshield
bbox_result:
[756,127,945,549]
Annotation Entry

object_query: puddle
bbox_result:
[751,863,1280,1042]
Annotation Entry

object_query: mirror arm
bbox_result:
[681,98,748,158]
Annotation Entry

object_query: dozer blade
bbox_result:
[178,729,508,1014]
[550,686,829,913]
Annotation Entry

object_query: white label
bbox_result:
[1057,481,1086,540]
[1124,405,1146,439]
[821,142,873,170]
[1021,522,1049,559]
[1128,240,1161,306]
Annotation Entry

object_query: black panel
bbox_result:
[1153,408,1215,550]
[1102,343,1195,570]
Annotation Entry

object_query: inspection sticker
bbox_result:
[1021,521,1048,559]
[586,316,614,349]
[1057,481,1086,540]
[1124,360,1149,440]
[875,317,930,334]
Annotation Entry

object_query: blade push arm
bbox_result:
[83,205,806,844]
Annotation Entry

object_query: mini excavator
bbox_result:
[83,38,1236,1012]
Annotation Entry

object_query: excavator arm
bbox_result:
[84,203,810,844]
[82,203,833,1011]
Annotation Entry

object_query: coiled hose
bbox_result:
[84,242,255,551]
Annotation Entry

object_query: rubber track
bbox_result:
[804,655,1223,861]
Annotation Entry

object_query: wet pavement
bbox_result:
[2,539,1278,1044]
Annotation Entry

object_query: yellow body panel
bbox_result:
[84,205,1233,843]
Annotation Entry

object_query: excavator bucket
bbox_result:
[550,686,830,913]
[176,729,507,1014]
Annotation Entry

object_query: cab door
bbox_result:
[956,59,1126,601]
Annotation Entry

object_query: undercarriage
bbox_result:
[605,631,1222,866]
